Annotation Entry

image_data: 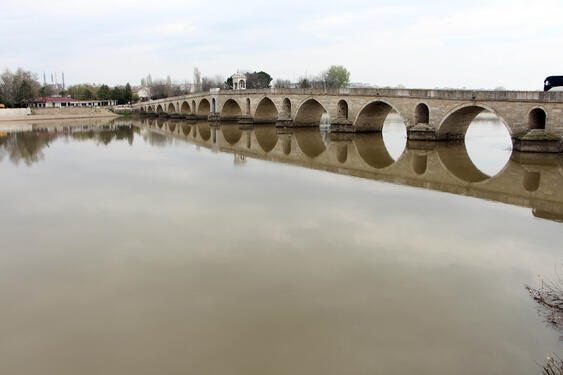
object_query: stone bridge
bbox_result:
[121,118,563,222]
[130,88,563,152]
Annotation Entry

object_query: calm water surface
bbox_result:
[0,115,561,375]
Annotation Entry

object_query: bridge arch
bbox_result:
[156,104,164,114]
[528,107,546,130]
[353,100,405,132]
[437,103,511,140]
[140,107,145,113]
[337,100,349,119]
[221,99,242,120]
[415,103,429,124]
[294,98,328,126]
[198,99,210,116]
[180,101,191,115]
[282,98,291,119]
[254,97,279,123]
[167,103,176,113]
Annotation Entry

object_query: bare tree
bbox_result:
[274,79,292,88]
[193,68,201,92]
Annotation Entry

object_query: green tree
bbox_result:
[83,87,94,100]
[224,76,233,89]
[124,83,133,103]
[325,65,350,88]
[111,86,125,104]
[98,85,111,100]
[298,78,311,88]
[245,71,272,89]
[0,68,41,107]
[15,80,34,106]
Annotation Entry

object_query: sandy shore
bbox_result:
[0,113,119,122]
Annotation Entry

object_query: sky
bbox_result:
[0,0,561,90]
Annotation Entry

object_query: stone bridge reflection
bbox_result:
[127,118,563,223]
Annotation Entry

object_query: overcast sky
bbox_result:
[1,0,561,90]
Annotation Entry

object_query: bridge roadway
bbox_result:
[121,118,563,222]
[129,88,563,153]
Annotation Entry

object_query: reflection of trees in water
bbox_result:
[0,126,138,166]
[142,131,172,147]
[0,132,56,166]
[71,126,137,146]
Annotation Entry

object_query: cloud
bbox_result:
[0,0,561,89]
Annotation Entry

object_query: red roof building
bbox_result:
[30,97,117,108]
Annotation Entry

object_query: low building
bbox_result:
[231,73,246,90]
[29,97,117,108]
[135,87,151,100]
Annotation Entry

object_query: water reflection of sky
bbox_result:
[0,122,561,375]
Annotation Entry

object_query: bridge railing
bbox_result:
[132,87,563,107]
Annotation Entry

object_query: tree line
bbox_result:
[0,68,41,107]
[1,65,352,107]
[59,83,134,104]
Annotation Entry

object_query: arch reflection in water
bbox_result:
[294,128,327,158]
[254,125,278,153]
[336,143,348,164]
[127,119,563,222]
[181,124,191,136]
[381,111,407,161]
[465,111,512,177]
[412,153,428,175]
[354,133,395,169]
[221,124,243,145]
[197,122,211,141]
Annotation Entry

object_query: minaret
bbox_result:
[62,72,65,90]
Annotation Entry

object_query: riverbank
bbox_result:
[0,107,119,123]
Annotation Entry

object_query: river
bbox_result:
[0,114,561,375]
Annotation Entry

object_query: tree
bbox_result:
[98,85,111,100]
[15,80,34,106]
[245,71,272,89]
[224,76,233,89]
[274,79,291,88]
[193,68,201,92]
[201,76,223,92]
[325,65,350,88]
[124,83,132,103]
[298,78,311,88]
[0,68,41,107]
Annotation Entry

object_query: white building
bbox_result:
[30,97,117,108]
[231,73,246,90]
[135,86,151,100]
